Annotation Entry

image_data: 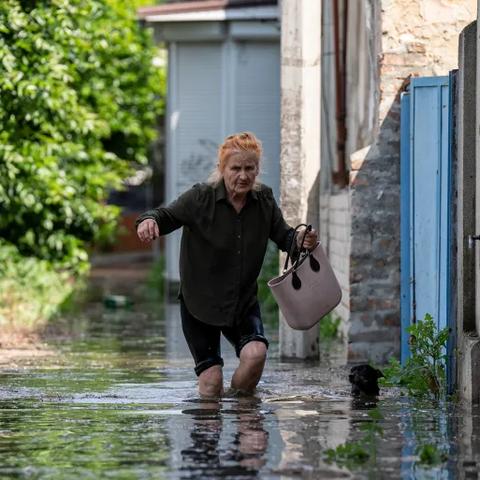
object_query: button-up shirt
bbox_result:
[135,179,295,327]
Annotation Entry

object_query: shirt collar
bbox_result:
[214,179,228,202]
[214,179,258,202]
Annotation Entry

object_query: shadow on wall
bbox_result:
[349,77,420,364]
[318,79,412,364]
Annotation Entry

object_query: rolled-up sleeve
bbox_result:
[135,185,198,235]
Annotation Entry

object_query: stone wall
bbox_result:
[281,0,476,362]
[347,0,476,363]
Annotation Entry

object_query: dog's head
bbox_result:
[349,364,384,397]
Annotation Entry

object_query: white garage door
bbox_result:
[166,40,280,281]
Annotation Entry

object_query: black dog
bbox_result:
[349,365,384,397]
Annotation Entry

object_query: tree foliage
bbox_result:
[0,0,164,273]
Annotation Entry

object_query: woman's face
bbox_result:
[222,153,259,197]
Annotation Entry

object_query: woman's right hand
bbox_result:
[137,219,159,243]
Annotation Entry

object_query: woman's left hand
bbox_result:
[296,227,318,250]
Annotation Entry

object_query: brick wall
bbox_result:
[320,191,350,340]
[346,0,476,363]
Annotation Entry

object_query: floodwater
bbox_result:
[0,261,479,479]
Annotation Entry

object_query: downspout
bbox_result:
[332,0,348,187]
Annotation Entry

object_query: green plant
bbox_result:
[319,313,341,340]
[144,255,165,301]
[416,444,448,466]
[380,313,449,398]
[325,441,369,468]
[0,0,164,274]
[0,240,80,328]
[325,407,384,469]
[257,241,279,323]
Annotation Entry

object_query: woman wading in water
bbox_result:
[136,132,317,397]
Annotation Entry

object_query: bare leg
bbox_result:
[231,341,267,393]
[198,365,224,398]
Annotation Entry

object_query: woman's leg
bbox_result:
[180,298,224,397]
[199,365,224,397]
[222,302,269,394]
[231,341,267,392]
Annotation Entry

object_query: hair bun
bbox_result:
[218,132,262,170]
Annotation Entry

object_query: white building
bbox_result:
[139,0,281,285]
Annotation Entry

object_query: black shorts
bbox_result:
[180,298,269,377]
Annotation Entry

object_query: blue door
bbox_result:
[400,76,454,382]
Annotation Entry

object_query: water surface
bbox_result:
[0,266,478,479]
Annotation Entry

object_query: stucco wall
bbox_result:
[279,0,321,358]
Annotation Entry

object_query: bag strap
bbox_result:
[283,223,312,272]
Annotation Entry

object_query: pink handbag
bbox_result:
[267,224,342,330]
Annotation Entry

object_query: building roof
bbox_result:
[138,0,278,22]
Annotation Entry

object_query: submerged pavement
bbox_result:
[0,259,479,479]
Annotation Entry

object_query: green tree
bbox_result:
[0,0,164,273]
[132,0,166,7]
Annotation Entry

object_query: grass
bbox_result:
[0,249,82,330]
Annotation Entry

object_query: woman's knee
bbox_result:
[198,365,223,396]
[240,341,267,365]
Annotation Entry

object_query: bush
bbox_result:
[0,0,164,274]
[0,240,77,328]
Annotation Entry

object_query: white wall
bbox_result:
[165,37,281,282]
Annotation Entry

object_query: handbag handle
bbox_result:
[283,223,312,273]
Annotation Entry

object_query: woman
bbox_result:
[136,132,317,397]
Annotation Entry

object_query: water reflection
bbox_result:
[455,404,480,479]
[180,397,268,479]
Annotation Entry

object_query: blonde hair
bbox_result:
[207,132,262,187]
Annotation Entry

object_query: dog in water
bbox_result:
[349,365,384,397]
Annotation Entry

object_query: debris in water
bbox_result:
[103,295,133,309]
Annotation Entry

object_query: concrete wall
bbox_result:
[456,21,480,404]
[318,0,351,349]
[279,0,321,359]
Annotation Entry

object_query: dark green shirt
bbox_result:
[135,179,295,327]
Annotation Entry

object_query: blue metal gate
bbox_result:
[400,76,454,378]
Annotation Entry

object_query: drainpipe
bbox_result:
[332,0,349,187]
